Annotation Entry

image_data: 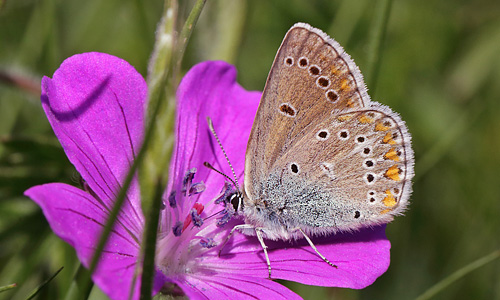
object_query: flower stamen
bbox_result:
[199,237,217,248]
[168,190,177,208]
[172,221,183,237]
[188,182,206,195]
[182,168,197,196]
[182,202,204,231]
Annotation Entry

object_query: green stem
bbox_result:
[139,178,165,299]
[0,283,17,293]
[415,249,500,300]
[173,0,207,76]
[138,1,206,299]
[63,264,92,300]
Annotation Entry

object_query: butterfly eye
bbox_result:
[230,192,243,211]
[354,211,361,219]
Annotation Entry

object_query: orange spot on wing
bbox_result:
[340,78,350,90]
[375,122,390,131]
[384,148,400,161]
[383,189,397,207]
[359,114,374,124]
[382,132,392,143]
[382,132,397,145]
[337,114,353,122]
[385,165,402,181]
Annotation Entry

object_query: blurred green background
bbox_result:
[1,0,499,299]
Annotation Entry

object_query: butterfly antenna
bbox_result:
[206,117,240,190]
[203,162,239,189]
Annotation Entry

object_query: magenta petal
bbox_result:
[176,275,302,300]
[225,226,389,289]
[168,61,260,216]
[41,52,146,235]
[25,183,158,299]
[198,225,389,289]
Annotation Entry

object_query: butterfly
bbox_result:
[210,22,414,278]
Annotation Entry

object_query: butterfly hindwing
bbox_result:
[270,105,414,232]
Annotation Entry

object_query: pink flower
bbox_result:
[25,52,390,299]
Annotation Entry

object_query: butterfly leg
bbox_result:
[218,224,255,257]
[295,228,338,269]
[253,227,273,279]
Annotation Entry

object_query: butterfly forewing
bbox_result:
[245,23,371,199]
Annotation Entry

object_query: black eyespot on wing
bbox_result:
[366,173,375,182]
[279,104,296,116]
[326,90,338,102]
[317,77,330,87]
[309,65,320,75]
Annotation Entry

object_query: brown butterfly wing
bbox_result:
[271,106,414,232]
[243,23,414,235]
[244,23,370,200]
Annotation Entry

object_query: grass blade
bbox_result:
[25,266,63,300]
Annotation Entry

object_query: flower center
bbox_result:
[155,168,238,276]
